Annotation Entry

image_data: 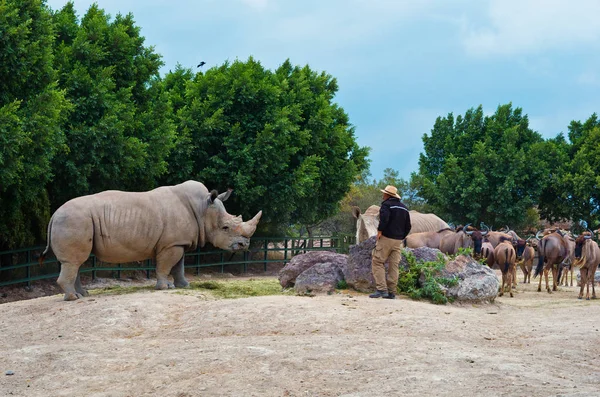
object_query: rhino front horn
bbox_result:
[241,211,262,237]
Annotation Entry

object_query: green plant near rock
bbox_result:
[397,250,458,305]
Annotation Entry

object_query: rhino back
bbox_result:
[51,184,201,264]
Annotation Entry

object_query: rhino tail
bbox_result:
[39,215,54,267]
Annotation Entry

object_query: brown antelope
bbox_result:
[481,239,494,267]
[573,231,600,300]
[438,224,488,255]
[495,237,517,297]
[518,237,538,284]
[404,228,455,249]
[558,235,575,287]
[534,231,569,293]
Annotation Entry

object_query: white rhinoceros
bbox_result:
[351,205,450,244]
[39,181,262,301]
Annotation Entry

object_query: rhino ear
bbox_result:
[208,190,218,204]
[217,188,233,202]
[351,206,361,219]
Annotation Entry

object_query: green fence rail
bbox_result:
[0,234,356,288]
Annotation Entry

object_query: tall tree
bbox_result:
[414,104,550,229]
[162,58,369,235]
[561,114,600,226]
[0,0,70,249]
[48,2,174,208]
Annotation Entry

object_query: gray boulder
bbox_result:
[294,262,345,295]
[576,270,600,286]
[278,251,347,288]
[442,255,499,303]
[344,236,446,292]
[344,236,378,292]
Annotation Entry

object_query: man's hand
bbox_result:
[377,231,382,240]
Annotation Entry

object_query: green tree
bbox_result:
[162,58,369,235]
[48,2,174,208]
[0,0,70,249]
[414,103,550,229]
[560,114,600,226]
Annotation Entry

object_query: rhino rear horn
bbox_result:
[218,189,233,202]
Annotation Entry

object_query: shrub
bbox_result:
[397,250,458,304]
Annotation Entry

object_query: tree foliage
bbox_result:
[414,104,551,229]
[0,0,70,249]
[48,2,174,208]
[161,58,369,234]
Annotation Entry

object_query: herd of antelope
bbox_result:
[406,224,600,300]
[351,206,600,300]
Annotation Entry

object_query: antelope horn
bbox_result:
[464,223,473,235]
[585,229,593,239]
[481,224,489,236]
[535,231,543,239]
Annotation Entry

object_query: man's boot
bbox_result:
[369,290,389,298]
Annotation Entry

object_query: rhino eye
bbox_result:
[222,226,229,230]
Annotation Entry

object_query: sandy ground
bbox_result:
[1,274,600,397]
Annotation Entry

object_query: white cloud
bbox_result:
[462,0,600,57]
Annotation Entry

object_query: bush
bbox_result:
[397,250,458,305]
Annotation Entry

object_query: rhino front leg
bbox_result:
[170,255,189,288]
[155,247,185,290]
[57,262,84,301]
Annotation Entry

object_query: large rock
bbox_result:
[278,251,347,288]
[442,255,499,303]
[344,236,378,292]
[576,270,600,286]
[344,236,446,292]
[294,262,345,295]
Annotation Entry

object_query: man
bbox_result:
[369,185,412,299]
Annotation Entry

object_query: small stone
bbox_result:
[5,370,14,375]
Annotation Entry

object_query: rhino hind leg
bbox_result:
[57,262,84,301]
[74,272,89,297]
[155,247,185,290]
[170,256,189,288]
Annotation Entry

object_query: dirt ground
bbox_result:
[1,272,600,397]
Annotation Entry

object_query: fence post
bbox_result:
[26,250,31,287]
[92,256,97,281]
[263,239,268,271]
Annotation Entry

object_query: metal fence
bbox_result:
[0,234,356,288]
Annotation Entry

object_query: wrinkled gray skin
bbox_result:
[40,181,262,301]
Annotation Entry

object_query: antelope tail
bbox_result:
[534,240,545,278]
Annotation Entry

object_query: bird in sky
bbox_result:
[197,61,206,67]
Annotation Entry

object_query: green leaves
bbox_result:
[161,57,368,234]
[414,103,548,229]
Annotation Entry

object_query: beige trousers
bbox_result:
[371,235,403,293]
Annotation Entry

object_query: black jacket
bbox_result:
[378,198,411,240]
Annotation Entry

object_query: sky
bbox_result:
[46,0,600,181]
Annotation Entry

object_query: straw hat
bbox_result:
[380,185,400,199]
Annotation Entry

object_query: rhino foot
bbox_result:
[64,292,83,301]
[155,281,175,290]
[76,288,89,297]
[174,279,189,288]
